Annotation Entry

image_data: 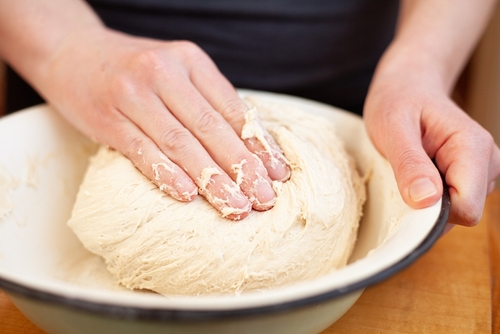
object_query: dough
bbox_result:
[68,96,365,296]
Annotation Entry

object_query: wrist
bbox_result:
[369,41,451,98]
[0,0,105,95]
[38,24,108,87]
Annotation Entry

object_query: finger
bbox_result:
[488,143,500,192]
[96,110,198,202]
[240,102,292,182]
[380,111,443,209]
[440,223,454,237]
[156,74,277,211]
[434,127,494,227]
[119,93,253,219]
[187,53,291,181]
[487,181,496,195]
[124,140,198,202]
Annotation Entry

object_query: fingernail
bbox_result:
[264,156,291,182]
[197,167,252,220]
[176,177,198,201]
[409,178,438,202]
[160,177,197,202]
[252,179,276,211]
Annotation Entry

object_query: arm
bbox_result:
[364,0,500,226]
[0,0,291,220]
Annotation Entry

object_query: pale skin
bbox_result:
[365,0,500,229]
[0,0,291,220]
[0,0,499,225]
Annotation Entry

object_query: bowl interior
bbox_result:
[0,90,443,311]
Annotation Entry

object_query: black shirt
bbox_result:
[6,0,399,115]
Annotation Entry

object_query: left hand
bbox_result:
[364,70,500,227]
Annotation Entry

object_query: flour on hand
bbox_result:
[67,96,366,296]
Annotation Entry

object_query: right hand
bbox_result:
[42,27,290,220]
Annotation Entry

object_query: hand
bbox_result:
[42,27,290,220]
[364,72,500,227]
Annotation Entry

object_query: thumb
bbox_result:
[386,131,443,209]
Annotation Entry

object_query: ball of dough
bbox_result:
[68,96,365,296]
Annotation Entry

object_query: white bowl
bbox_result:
[0,90,449,334]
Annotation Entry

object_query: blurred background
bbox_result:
[452,1,500,188]
[0,62,3,117]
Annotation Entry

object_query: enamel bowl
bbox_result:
[0,90,448,334]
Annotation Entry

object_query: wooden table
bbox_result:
[2,191,499,334]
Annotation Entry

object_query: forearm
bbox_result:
[0,0,290,219]
[0,0,104,90]
[375,0,497,93]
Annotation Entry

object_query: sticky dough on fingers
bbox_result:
[67,96,366,296]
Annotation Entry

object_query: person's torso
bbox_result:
[86,0,399,113]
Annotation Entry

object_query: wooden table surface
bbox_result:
[1,191,499,334]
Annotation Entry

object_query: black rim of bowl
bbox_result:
[0,185,450,322]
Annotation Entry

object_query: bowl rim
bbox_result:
[0,184,449,322]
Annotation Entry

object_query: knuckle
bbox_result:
[159,127,193,153]
[469,123,492,141]
[92,105,119,127]
[137,49,165,67]
[109,75,136,98]
[173,40,209,64]
[195,109,225,134]
[221,99,246,124]
[174,40,200,53]
[132,49,172,78]
[176,40,202,56]
[459,203,483,227]
[394,149,429,179]
[462,126,496,158]
[480,130,495,150]
[125,136,149,160]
